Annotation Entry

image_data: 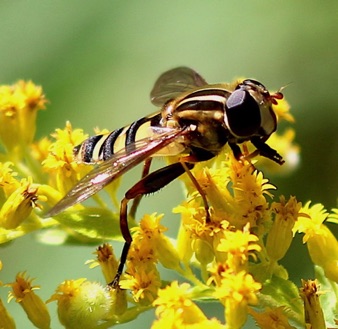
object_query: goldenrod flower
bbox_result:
[175,157,276,282]
[134,213,182,271]
[120,266,161,304]
[249,307,297,329]
[7,272,50,329]
[119,214,177,304]
[0,298,16,329]
[86,243,119,284]
[87,245,127,314]
[122,248,160,304]
[0,81,46,157]
[152,281,224,328]
[299,279,326,329]
[294,202,338,282]
[0,177,47,229]
[217,224,261,272]
[0,162,20,200]
[31,136,53,163]
[175,200,208,264]
[0,76,335,328]
[272,95,294,122]
[267,196,302,262]
[47,278,111,329]
[175,200,230,272]
[0,263,15,329]
[42,121,90,195]
[214,271,261,329]
[227,158,275,233]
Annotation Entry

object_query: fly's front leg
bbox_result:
[180,161,210,223]
[229,142,257,172]
[109,161,193,288]
[250,137,284,165]
[180,149,215,223]
[229,142,243,161]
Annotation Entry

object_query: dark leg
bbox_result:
[250,137,284,165]
[129,158,152,219]
[180,161,210,222]
[109,162,193,288]
[229,142,243,160]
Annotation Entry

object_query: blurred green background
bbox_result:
[0,1,337,328]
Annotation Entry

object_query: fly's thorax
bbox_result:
[161,89,231,154]
[148,126,187,157]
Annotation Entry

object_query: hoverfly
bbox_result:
[46,67,284,287]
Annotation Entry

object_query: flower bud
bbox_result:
[7,272,50,329]
[47,278,111,329]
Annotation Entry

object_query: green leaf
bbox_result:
[259,275,304,325]
[52,207,123,241]
[314,265,338,327]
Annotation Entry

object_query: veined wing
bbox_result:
[150,67,208,106]
[45,127,189,217]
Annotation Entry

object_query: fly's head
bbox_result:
[224,79,283,141]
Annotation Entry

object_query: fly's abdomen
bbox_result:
[74,112,162,164]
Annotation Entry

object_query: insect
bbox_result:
[46,67,285,287]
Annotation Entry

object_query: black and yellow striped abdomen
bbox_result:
[74,112,162,164]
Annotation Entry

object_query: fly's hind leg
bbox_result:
[128,157,152,219]
[109,161,193,288]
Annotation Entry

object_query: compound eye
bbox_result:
[225,89,261,137]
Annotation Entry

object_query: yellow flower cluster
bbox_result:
[0,79,337,329]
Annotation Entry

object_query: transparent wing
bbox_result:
[45,128,188,217]
[150,67,208,106]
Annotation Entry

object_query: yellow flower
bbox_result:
[152,281,224,328]
[0,161,20,200]
[7,272,50,329]
[294,202,338,282]
[175,200,229,270]
[133,213,182,271]
[267,196,302,262]
[175,155,277,277]
[272,96,294,123]
[227,158,275,233]
[42,121,90,195]
[120,266,161,304]
[0,177,47,229]
[152,316,225,329]
[249,307,297,329]
[217,224,261,272]
[87,245,127,315]
[47,278,111,329]
[86,243,119,284]
[299,279,326,329]
[0,298,16,329]
[0,81,46,156]
[175,201,203,252]
[31,136,53,163]
[328,208,338,224]
[213,270,261,329]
